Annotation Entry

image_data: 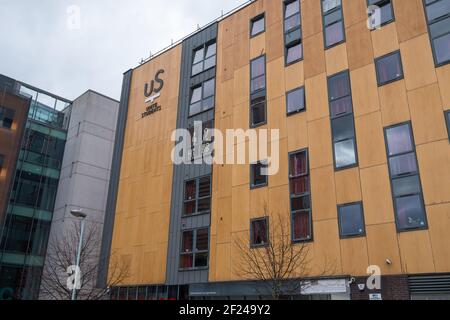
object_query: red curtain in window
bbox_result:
[293,211,310,239]
[290,177,309,195]
[290,152,307,176]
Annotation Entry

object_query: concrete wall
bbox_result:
[40,90,119,298]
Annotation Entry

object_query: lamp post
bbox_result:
[70,209,87,301]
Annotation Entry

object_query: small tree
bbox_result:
[234,206,334,300]
[40,222,130,300]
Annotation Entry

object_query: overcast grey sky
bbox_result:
[0,0,247,101]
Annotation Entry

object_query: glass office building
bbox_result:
[0,81,71,300]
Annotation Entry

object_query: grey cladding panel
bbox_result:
[166,23,217,286]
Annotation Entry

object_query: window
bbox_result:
[423,0,450,66]
[250,14,265,37]
[179,228,209,269]
[250,55,267,127]
[284,0,303,64]
[251,161,268,188]
[183,176,211,216]
[187,120,214,161]
[367,0,394,29]
[328,71,358,170]
[338,202,366,238]
[0,106,14,129]
[286,86,305,115]
[375,51,404,86]
[191,42,217,76]
[322,0,345,48]
[251,218,269,247]
[0,154,4,173]
[289,150,312,241]
[384,123,427,231]
[445,110,450,140]
[189,78,215,117]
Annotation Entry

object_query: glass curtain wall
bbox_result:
[0,83,71,300]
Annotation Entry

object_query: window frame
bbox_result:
[321,0,346,49]
[367,0,395,30]
[289,149,313,243]
[179,227,210,271]
[445,110,450,141]
[0,106,15,130]
[375,50,405,86]
[188,77,216,117]
[286,86,306,116]
[250,217,269,248]
[327,70,359,171]
[337,202,366,239]
[383,121,428,232]
[249,54,267,128]
[423,0,450,67]
[191,41,217,77]
[250,13,266,38]
[182,175,212,217]
[250,160,269,189]
[283,0,303,66]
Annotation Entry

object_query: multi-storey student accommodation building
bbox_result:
[101,0,450,300]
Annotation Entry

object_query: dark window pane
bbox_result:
[285,0,300,18]
[196,229,209,251]
[180,254,194,269]
[290,176,309,195]
[332,114,355,142]
[189,102,201,116]
[325,21,344,47]
[287,87,305,114]
[376,52,403,85]
[323,0,341,13]
[251,76,266,93]
[285,13,301,31]
[339,203,365,237]
[191,87,202,103]
[429,16,450,39]
[252,162,267,186]
[286,43,303,64]
[195,253,208,267]
[386,124,413,156]
[251,57,265,78]
[334,139,357,168]
[193,48,204,64]
[291,195,310,211]
[197,197,211,212]
[198,176,211,197]
[380,2,394,24]
[192,63,203,76]
[251,102,266,126]
[446,111,450,139]
[330,96,352,117]
[285,28,302,44]
[251,219,268,245]
[185,180,196,200]
[426,0,450,22]
[203,79,215,98]
[251,16,265,36]
[205,43,216,58]
[204,56,216,70]
[293,211,311,240]
[389,153,418,176]
[290,151,307,176]
[181,231,194,252]
[396,195,427,230]
[184,200,196,215]
[329,72,350,100]
[392,175,421,197]
[202,96,215,111]
[434,33,450,64]
[324,8,342,25]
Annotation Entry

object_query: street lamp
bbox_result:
[70,209,87,301]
